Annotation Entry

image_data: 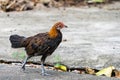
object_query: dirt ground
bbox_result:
[0,1,120,71]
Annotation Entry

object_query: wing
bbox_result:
[25,33,51,55]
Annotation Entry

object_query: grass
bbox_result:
[12,51,26,59]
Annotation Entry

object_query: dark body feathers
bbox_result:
[9,31,62,57]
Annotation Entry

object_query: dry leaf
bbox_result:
[96,66,115,77]
[85,67,95,75]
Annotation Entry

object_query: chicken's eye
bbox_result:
[56,26,62,30]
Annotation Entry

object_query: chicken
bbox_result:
[9,22,67,75]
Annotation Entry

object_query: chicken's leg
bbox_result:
[41,55,49,76]
[21,56,31,70]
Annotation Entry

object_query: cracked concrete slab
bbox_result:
[0,6,120,70]
[0,64,119,80]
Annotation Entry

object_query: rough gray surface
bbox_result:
[0,2,120,70]
[0,64,119,80]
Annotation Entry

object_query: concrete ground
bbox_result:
[0,1,120,80]
[0,64,119,80]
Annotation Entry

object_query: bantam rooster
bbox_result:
[9,22,67,75]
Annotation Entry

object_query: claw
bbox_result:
[21,66,25,71]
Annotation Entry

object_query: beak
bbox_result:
[64,25,68,28]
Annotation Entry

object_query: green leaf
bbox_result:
[54,63,67,71]
[92,0,104,2]
[54,63,61,68]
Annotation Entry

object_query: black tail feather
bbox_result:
[9,35,25,48]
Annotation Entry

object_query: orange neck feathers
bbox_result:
[48,25,58,38]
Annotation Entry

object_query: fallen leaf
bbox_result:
[96,66,115,77]
[54,63,61,69]
[54,63,67,71]
[93,0,104,3]
[85,67,95,75]
[60,65,67,71]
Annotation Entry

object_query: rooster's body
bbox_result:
[9,22,67,75]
